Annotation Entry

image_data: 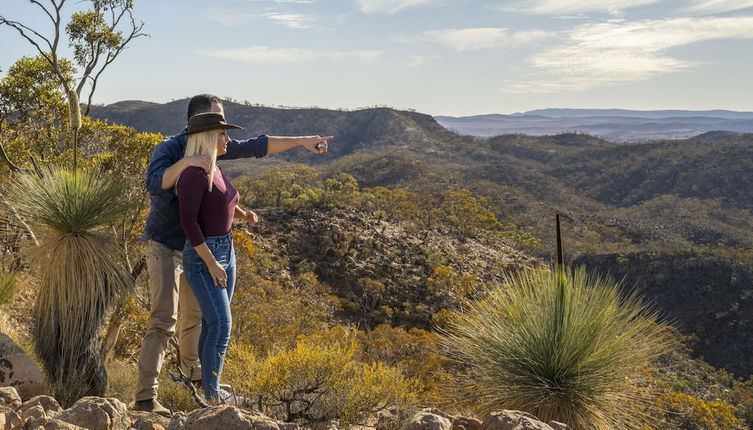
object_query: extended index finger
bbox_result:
[319,136,334,142]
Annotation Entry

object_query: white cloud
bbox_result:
[687,0,753,14]
[208,8,316,29]
[262,12,315,28]
[504,16,753,93]
[357,0,440,14]
[509,0,661,15]
[408,55,428,66]
[208,10,257,27]
[196,46,383,64]
[424,28,554,51]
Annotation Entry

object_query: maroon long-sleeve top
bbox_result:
[176,166,239,247]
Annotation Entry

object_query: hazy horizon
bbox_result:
[97,98,753,118]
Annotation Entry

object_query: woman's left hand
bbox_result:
[239,210,259,225]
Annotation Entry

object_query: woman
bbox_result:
[176,112,255,404]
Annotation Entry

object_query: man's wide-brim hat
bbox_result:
[180,112,243,136]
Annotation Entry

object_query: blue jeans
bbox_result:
[183,232,236,399]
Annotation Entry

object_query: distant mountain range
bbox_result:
[435,109,753,141]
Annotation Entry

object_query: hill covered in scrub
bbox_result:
[90,99,753,379]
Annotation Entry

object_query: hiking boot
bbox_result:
[132,398,171,417]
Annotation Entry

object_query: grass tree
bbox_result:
[440,267,673,429]
[6,168,130,406]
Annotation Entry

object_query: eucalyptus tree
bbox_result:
[0,0,147,168]
[0,55,73,172]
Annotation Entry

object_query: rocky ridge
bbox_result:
[0,385,569,430]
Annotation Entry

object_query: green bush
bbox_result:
[440,267,674,429]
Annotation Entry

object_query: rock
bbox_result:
[166,412,187,430]
[376,408,399,430]
[128,411,172,429]
[481,411,553,430]
[131,418,166,430]
[0,405,21,430]
[19,395,62,416]
[20,404,47,421]
[0,333,49,400]
[451,417,482,430]
[547,422,570,430]
[402,409,453,430]
[0,387,21,409]
[377,406,422,430]
[184,406,280,430]
[56,397,130,430]
[24,417,88,429]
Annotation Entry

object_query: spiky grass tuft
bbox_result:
[11,168,128,234]
[0,270,16,305]
[7,168,131,406]
[440,267,673,429]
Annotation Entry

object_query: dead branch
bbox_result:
[169,366,208,408]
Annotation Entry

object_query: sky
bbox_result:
[1,0,753,116]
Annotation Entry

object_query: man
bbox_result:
[133,94,332,416]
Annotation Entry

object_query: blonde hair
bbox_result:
[184,129,221,192]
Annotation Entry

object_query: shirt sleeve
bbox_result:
[145,137,180,195]
[177,167,209,247]
[219,135,269,160]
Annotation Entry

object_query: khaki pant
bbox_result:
[134,240,202,401]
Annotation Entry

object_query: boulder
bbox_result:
[481,411,553,430]
[20,404,47,421]
[451,417,482,430]
[23,417,88,429]
[0,387,21,409]
[377,406,419,430]
[547,422,570,430]
[402,409,453,430]
[131,418,166,430]
[128,411,172,429]
[166,412,187,430]
[19,395,62,416]
[56,397,130,430]
[183,406,280,430]
[0,333,49,400]
[0,405,21,430]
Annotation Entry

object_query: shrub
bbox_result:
[440,267,674,429]
[105,360,137,404]
[112,294,149,357]
[157,372,200,413]
[359,324,452,405]
[224,326,417,428]
[662,391,745,429]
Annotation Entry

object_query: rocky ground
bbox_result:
[0,384,569,430]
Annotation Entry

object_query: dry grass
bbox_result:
[440,267,675,429]
[5,168,131,406]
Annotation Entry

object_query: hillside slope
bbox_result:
[91,99,753,376]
